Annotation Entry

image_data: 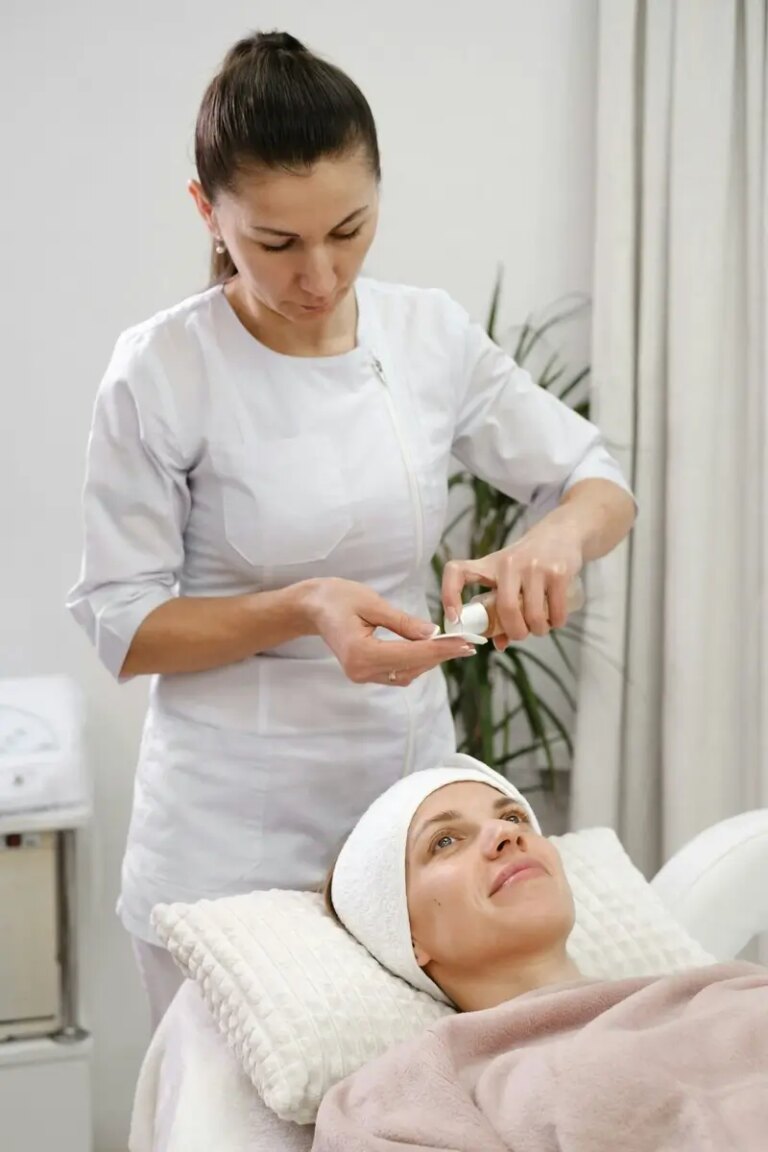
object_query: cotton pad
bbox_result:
[433,629,488,645]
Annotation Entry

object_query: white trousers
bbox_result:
[131,936,185,1033]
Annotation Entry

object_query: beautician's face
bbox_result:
[406,783,574,982]
[190,146,379,323]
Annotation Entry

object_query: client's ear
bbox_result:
[411,937,432,968]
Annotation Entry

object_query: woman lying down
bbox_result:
[314,761,768,1151]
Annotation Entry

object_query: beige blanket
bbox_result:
[313,963,768,1151]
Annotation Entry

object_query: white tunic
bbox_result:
[68,278,630,942]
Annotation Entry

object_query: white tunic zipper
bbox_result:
[370,353,425,779]
[370,355,425,571]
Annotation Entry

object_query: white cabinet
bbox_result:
[0,809,93,1152]
[0,677,92,1152]
[0,1036,92,1152]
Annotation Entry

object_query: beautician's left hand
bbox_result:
[441,524,583,648]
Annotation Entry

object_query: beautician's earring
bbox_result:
[214,237,226,254]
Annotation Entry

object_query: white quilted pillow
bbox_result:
[152,827,714,1124]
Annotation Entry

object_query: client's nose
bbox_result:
[480,819,527,858]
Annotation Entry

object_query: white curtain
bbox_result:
[572,0,768,879]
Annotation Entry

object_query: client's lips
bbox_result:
[489,859,546,895]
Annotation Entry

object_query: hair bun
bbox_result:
[255,31,307,54]
[221,30,308,72]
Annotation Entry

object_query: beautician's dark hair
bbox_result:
[195,30,381,283]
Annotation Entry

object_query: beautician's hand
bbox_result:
[441,525,583,648]
[303,577,475,686]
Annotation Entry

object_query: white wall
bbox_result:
[1,1,597,1147]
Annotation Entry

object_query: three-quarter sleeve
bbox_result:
[67,333,191,679]
[451,305,633,515]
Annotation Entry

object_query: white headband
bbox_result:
[330,753,540,1004]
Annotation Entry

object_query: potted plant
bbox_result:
[431,272,595,797]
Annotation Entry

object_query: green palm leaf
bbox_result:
[495,646,576,712]
[433,273,609,787]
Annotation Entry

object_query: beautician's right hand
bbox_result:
[302,577,476,686]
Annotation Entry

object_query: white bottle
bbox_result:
[444,574,585,640]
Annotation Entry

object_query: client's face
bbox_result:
[405,782,574,987]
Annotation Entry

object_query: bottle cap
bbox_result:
[438,605,488,645]
[458,601,490,636]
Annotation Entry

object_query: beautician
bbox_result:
[68,30,635,1028]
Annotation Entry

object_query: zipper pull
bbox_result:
[371,355,387,385]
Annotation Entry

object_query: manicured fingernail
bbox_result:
[460,646,477,656]
[429,624,442,638]
[446,609,459,625]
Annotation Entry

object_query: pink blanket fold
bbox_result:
[313,962,768,1151]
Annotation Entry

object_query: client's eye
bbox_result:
[503,808,529,825]
[432,832,457,852]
